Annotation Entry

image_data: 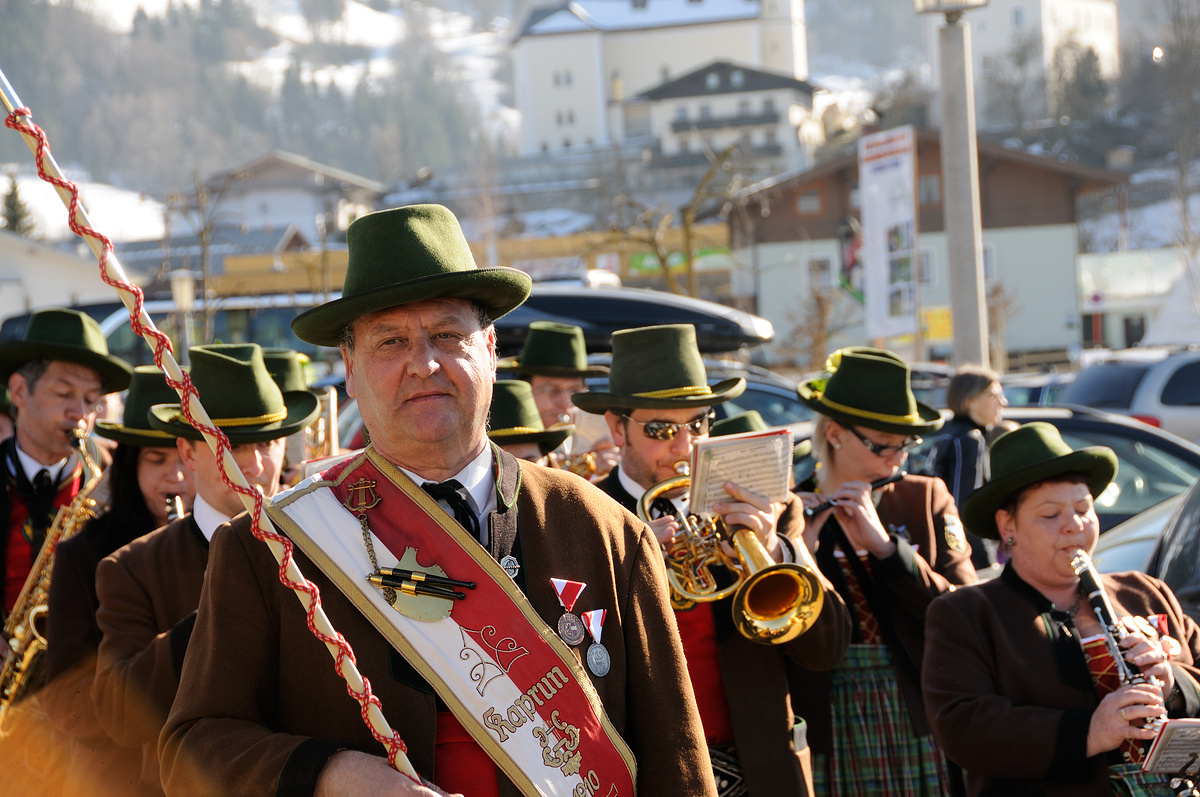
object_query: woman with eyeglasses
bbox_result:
[793,347,977,797]
[924,364,1007,569]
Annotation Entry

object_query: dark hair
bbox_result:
[103,443,164,549]
[1001,472,1090,519]
[13,359,50,393]
[946,365,1001,417]
[339,301,493,352]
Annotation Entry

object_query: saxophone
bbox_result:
[0,430,105,730]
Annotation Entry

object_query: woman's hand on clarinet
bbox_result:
[1086,684,1166,757]
[1119,621,1176,699]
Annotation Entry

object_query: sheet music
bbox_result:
[1143,719,1200,774]
[569,410,613,455]
[688,428,792,517]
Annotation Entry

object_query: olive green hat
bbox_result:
[496,322,609,378]
[262,348,312,394]
[711,410,769,437]
[960,421,1117,540]
[797,347,942,436]
[487,380,572,455]
[0,308,132,393]
[95,366,185,447]
[148,343,320,444]
[572,324,745,414]
[292,205,532,347]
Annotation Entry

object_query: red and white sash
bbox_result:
[266,448,637,797]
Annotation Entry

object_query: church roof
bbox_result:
[519,0,760,37]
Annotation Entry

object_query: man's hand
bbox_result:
[713,481,784,562]
[314,750,461,797]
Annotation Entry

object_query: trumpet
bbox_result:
[638,464,824,645]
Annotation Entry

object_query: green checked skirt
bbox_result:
[812,644,951,797]
[1109,762,1174,797]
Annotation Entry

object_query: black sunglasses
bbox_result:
[847,426,922,458]
[620,410,715,441]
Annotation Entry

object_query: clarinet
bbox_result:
[165,494,184,523]
[804,470,906,519]
[1071,549,1166,732]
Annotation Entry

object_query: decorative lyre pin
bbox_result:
[344,478,382,514]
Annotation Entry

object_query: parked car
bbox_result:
[793,405,1200,534]
[1057,346,1200,443]
[1090,493,1181,574]
[1142,480,1200,621]
[1001,371,1076,407]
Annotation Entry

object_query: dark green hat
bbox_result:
[797,347,942,435]
[573,324,745,414]
[0,308,132,393]
[487,380,572,455]
[711,410,768,437]
[292,205,532,347]
[148,344,320,444]
[262,348,311,394]
[960,421,1117,540]
[95,366,183,447]
[497,322,609,378]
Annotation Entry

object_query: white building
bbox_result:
[626,61,821,172]
[925,0,1119,129]
[511,0,808,157]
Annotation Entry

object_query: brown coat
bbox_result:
[159,453,716,797]
[923,565,1200,797]
[93,516,209,795]
[594,468,854,797]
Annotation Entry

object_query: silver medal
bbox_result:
[500,555,520,579]
[586,642,611,677]
[557,612,586,645]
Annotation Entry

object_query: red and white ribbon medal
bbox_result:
[551,578,586,645]
[582,608,610,677]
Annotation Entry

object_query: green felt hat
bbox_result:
[711,410,768,437]
[797,347,943,436]
[262,348,311,394]
[487,380,572,455]
[292,205,532,347]
[496,322,609,378]
[572,324,745,414]
[95,366,184,447]
[960,422,1117,540]
[0,308,132,393]
[148,344,320,444]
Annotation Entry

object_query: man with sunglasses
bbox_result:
[575,324,851,797]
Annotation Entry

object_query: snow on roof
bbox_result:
[523,0,760,36]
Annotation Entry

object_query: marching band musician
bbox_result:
[487,380,573,465]
[0,308,132,633]
[576,324,851,797]
[792,347,976,796]
[159,205,714,797]
[92,344,317,795]
[41,366,195,797]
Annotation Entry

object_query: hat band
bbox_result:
[817,394,920,425]
[632,385,713,399]
[125,427,175,438]
[490,426,545,436]
[171,408,288,427]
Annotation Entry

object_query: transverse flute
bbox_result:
[803,470,906,519]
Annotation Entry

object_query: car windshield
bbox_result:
[1059,363,1151,409]
[1150,481,1200,619]
[1058,428,1200,519]
[719,388,812,427]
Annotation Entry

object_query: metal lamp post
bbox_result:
[168,269,197,365]
[915,0,990,367]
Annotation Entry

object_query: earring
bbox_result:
[1006,536,1015,547]
[832,442,841,450]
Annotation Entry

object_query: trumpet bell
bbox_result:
[733,560,825,644]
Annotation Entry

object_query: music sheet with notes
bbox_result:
[1143,719,1200,773]
[687,427,793,517]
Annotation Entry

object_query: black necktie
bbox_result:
[26,468,56,552]
[649,496,677,520]
[422,480,481,540]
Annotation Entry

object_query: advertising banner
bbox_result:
[858,125,919,340]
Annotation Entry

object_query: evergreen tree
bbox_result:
[2,175,35,238]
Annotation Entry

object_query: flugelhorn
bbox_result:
[638,463,824,645]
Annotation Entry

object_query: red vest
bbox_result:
[4,466,82,613]
[674,602,735,744]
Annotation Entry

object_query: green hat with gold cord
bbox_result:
[488,380,572,455]
[0,308,132,393]
[292,205,532,347]
[572,324,745,414]
[961,421,1117,540]
[95,366,185,447]
[148,344,320,444]
[262,348,313,394]
[497,322,609,378]
[796,347,943,436]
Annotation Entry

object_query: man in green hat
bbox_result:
[92,343,318,795]
[0,307,131,631]
[160,205,714,797]
[487,380,573,465]
[579,323,851,797]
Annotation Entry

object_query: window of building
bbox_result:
[700,104,712,119]
[731,70,744,88]
[808,257,832,287]
[738,99,750,115]
[706,72,720,90]
[983,243,996,280]
[919,249,935,285]
[679,137,690,154]
[676,105,687,120]
[763,97,775,113]
[556,111,563,126]
[567,110,575,125]
[553,72,560,86]
[1012,6,1025,27]
[765,128,777,145]
[797,189,821,215]
[740,131,751,147]
[661,65,670,82]
[564,71,572,86]
[919,174,941,204]
[981,53,995,73]
[563,138,571,148]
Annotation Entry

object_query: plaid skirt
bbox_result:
[1109,763,1175,797]
[812,644,951,797]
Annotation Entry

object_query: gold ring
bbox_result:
[1120,708,1128,721]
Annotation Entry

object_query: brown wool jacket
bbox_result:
[93,516,209,795]
[594,467,854,797]
[159,450,716,797]
[924,565,1200,797]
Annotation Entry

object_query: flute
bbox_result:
[803,470,906,519]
